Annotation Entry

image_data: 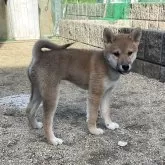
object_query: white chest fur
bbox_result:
[103,76,118,93]
[100,76,120,130]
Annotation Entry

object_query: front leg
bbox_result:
[87,94,104,135]
[101,89,119,130]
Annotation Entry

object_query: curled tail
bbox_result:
[32,39,74,59]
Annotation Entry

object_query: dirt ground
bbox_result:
[0,39,165,165]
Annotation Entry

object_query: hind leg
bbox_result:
[42,85,62,145]
[26,85,43,129]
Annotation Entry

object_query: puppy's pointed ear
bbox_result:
[129,28,142,43]
[103,28,115,44]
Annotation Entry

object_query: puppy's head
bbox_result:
[103,28,142,74]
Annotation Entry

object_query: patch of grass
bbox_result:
[0,38,16,42]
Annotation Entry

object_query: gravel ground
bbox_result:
[0,39,165,165]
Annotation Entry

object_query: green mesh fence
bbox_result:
[139,0,165,2]
[104,2,130,21]
[62,0,131,21]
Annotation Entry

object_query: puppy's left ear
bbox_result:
[129,28,142,43]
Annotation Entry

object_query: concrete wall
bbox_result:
[63,3,165,30]
[63,3,106,20]
[59,20,165,82]
[63,3,105,19]
[129,4,165,30]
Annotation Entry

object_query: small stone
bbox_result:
[118,141,128,147]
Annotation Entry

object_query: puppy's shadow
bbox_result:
[55,104,86,126]
[55,104,105,129]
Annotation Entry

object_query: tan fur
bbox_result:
[26,28,142,145]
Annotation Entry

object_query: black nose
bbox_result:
[122,65,129,71]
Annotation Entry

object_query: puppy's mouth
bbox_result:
[117,69,131,75]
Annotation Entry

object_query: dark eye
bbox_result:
[113,52,120,57]
[128,51,133,56]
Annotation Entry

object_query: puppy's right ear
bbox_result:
[103,28,115,45]
[129,27,142,43]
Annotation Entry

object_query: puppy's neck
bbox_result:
[107,66,120,81]
[103,54,120,81]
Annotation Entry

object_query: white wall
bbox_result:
[7,0,40,40]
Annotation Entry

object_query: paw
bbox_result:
[106,122,119,130]
[49,137,63,145]
[32,121,43,129]
[89,128,104,135]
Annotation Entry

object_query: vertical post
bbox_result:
[51,0,62,36]
[0,0,8,40]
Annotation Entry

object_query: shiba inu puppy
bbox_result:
[26,28,142,145]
